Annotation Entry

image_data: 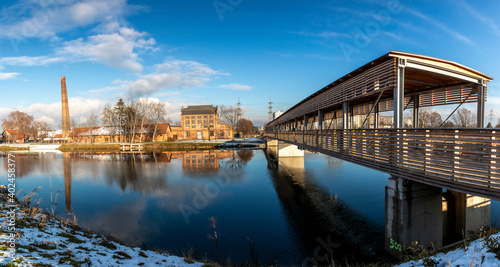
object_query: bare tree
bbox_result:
[418,108,442,127]
[150,101,167,142]
[31,121,51,142]
[489,108,495,125]
[125,102,138,142]
[135,99,152,142]
[87,112,99,143]
[2,111,34,136]
[452,108,476,127]
[219,105,239,129]
[102,104,118,143]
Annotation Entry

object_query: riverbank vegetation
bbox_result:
[0,188,202,266]
[0,146,28,152]
[57,141,221,152]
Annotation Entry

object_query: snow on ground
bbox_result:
[396,233,500,267]
[0,203,203,266]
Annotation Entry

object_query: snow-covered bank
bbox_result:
[215,138,265,148]
[0,197,203,266]
[396,233,500,267]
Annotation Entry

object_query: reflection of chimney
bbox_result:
[63,153,72,211]
[61,77,71,140]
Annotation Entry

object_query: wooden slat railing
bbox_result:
[266,128,500,200]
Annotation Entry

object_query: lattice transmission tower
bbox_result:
[268,98,273,122]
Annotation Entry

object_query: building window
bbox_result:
[186,132,190,137]
[203,120,207,123]
[220,131,224,137]
[209,120,214,123]
[209,125,214,128]
[191,125,195,128]
[203,116,208,118]
[191,120,195,124]
[210,115,214,118]
[197,120,201,124]
[197,125,201,128]
[185,125,189,129]
[186,155,190,158]
[209,131,214,136]
[186,160,190,163]
[197,116,201,119]
[186,120,189,124]
[226,130,230,136]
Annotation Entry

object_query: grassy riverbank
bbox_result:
[57,141,222,152]
[0,146,28,152]
[0,190,203,266]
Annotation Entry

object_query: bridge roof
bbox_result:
[268,51,493,126]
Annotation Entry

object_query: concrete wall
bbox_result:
[385,177,443,256]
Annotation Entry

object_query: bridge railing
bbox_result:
[266,128,500,199]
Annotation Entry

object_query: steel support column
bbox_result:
[394,59,406,129]
[374,104,379,128]
[413,95,420,128]
[477,81,486,128]
[318,110,324,131]
[343,102,350,130]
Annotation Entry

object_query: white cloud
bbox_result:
[0,72,20,80]
[56,24,156,72]
[0,0,132,40]
[22,97,107,128]
[0,23,156,72]
[407,8,473,44]
[456,0,500,36]
[291,30,352,39]
[0,56,64,67]
[108,59,226,98]
[219,83,253,91]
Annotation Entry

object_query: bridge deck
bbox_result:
[267,129,500,200]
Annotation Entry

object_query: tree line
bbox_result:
[407,107,500,128]
[218,105,255,137]
[1,111,51,142]
[96,98,167,143]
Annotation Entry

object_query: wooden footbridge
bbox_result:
[265,51,500,200]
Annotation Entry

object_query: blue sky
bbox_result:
[1,0,500,128]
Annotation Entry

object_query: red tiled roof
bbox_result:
[4,129,24,135]
[53,134,63,139]
[69,127,102,136]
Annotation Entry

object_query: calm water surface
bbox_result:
[1,150,498,265]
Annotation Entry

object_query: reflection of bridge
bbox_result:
[264,150,386,264]
[264,51,495,256]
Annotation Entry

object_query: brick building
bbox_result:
[68,123,178,143]
[180,105,233,140]
[1,130,26,143]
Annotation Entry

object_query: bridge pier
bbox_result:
[443,191,490,243]
[267,139,304,158]
[385,177,443,256]
[386,177,491,257]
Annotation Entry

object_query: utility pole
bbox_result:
[268,98,273,122]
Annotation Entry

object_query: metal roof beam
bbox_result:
[406,62,480,84]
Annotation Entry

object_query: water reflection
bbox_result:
[63,153,72,211]
[265,151,386,264]
[3,150,498,265]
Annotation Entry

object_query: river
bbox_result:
[1,150,498,265]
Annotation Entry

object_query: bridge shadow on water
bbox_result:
[264,150,390,265]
